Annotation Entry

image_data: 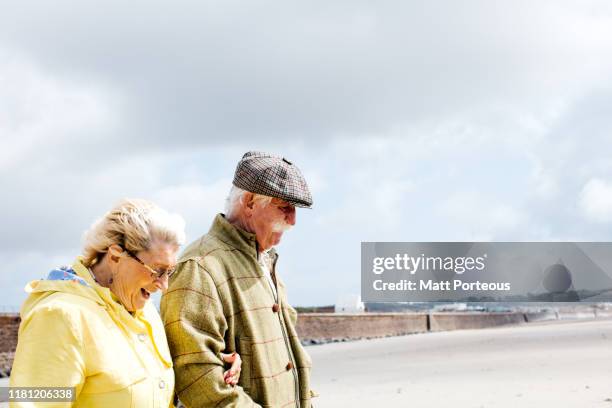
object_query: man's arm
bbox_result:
[161,259,260,408]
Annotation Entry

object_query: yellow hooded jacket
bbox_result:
[9,259,175,408]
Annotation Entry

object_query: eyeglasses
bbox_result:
[123,248,176,279]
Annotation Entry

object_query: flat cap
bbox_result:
[233,151,313,208]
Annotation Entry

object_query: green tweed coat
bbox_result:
[161,214,314,408]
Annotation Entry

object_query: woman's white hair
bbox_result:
[225,185,272,219]
[81,198,186,266]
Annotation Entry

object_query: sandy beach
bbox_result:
[2,319,611,407]
[308,319,612,408]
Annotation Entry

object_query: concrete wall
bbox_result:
[429,312,526,332]
[595,308,612,319]
[296,313,428,343]
[1,307,608,375]
[0,352,14,377]
[0,315,20,377]
[524,311,558,322]
[297,312,530,342]
[297,309,608,343]
[557,309,597,320]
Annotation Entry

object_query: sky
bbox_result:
[2,1,612,309]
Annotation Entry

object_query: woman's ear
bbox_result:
[107,244,124,263]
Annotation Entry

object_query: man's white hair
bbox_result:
[225,185,272,219]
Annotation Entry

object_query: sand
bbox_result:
[308,319,612,407]
[2,319,611,407]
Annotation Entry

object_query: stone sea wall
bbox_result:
[0,306,607,376]
[296,306,608,344]
[0,315,19,377]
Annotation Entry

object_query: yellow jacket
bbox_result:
[10,259,175,408]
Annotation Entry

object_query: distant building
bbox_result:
[335,294,365,313]
[433,303,468,312]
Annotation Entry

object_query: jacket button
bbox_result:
[159,379,166,389]
[137,333,146,342]
[272,304,280,313]
[286,361,294,370]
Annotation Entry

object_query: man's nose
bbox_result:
[286,207,296,226]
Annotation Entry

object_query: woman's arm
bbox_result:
[10,305,86,407]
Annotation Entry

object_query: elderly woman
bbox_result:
[10,199,240,407]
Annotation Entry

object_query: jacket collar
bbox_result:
[210,213,277,261]
[72,257,173,368]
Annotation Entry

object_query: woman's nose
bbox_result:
[154,275,168,291]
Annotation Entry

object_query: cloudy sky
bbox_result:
[2,1,612,308]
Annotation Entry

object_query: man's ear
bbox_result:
[243,192,255,213]
[107,244,124,263]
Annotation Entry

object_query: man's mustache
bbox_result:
[271,221,292,233]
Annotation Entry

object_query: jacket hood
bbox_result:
[22,261,105,315]
[22,257,172,368]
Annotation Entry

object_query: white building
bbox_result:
[335,294,365,313]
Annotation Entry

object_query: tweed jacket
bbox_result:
[161,214,313,408]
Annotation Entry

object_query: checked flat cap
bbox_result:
[233,151,313,208]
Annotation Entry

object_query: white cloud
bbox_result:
[579,178,612,223]
[0,250,74,308]
[0,49,119,170]
[152,179,231,242]
[316,177,415,234]
[436,192,527,241]
[1,1,612,144]
[3,1,612,305]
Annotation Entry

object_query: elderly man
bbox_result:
[161,151,315,407]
